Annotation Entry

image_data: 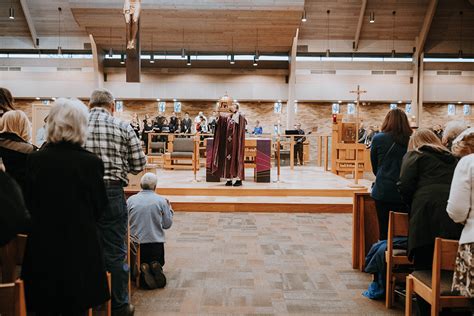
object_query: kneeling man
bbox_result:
[127,173,173,289]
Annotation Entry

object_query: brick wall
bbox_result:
[13,99,472,136]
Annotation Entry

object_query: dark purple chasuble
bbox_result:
[210,112,246,180]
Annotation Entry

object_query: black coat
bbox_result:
[370,132,408,203]
[398,146,463,256]
[0,171,30,247]
[0,132,37,193]
[21,142,110,312]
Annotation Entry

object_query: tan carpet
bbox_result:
[132,212,403,315]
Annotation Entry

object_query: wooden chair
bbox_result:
[164,137,197,170]
[405,238,472,316]
[88,272,112,316]
[0,280,27,316]
[0,234,28,283]
[385,212,413,308]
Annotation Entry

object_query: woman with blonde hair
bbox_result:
[399,128,463,314]
[446,128,474,297]
[0,110,36,192]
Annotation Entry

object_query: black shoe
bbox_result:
[225,180,233,186]
[113,304,135,316]
[140,263,158,290]
[150,261,167,288]
[233,180,242,187]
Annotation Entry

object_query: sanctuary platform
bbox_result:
[125,166,370,213]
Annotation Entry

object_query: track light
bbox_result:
[369,12,375,23]
[186,54,191,66]
[150,53,155,63]
[230,54,235,65]
[253,56,258,66]
[120,53,125,64]
[9,7,15,20]
[108,48,113,58]
[301,10,307,22]
[326,49,330,58]
[255,50,260,61]
[181,48,186,58]
[458,49,463,59]
[391,49,395,58]
[58,46,62,55]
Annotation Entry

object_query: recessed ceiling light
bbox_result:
[173,99,177,102]
[36,97,40,100]
[156,98,161,101]
[398,100,402,103]
[457,101,462,104]
[338,100,342,103]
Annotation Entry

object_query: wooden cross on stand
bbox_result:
[349,85,367,187]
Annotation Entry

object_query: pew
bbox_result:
[0,280,27,316]
[352,192,379,271]
[405,238,472,316]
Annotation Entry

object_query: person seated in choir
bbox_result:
[447,128,474,297]
[208,111,217,134]
[130,113,141,138]
[294,123,305,166]
[21,98,110,314]
[0,160,30,247]
[442,120,468,151]
[127,173,173,290]
[142,118,153,154]
[168,112,179,133]
[194,112,208,133]
[35,116,48,147]
[433,124,443,140]
[0,110,37,193]
[370,109,411,241]
[181,112,192,133]
[253,120,263,135]
[0,87,15,119]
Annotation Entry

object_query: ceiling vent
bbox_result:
[0,67,21,71]
[371,70,397,75]
[311,69,336,74]
[436,70,462,76]
[57,67,82,72]
[297,45,309,53]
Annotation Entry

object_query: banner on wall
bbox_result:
[294,102,298,114]
[464,104,471,116]
[347,103,355,115]
[115,100,123,113]
[158,101,166,113]
[174,101,182,113]
[448,104,456,116]
[274,102,282,114]
[332,103,340,114]
[390,103,397,110]
[405,103,412,114]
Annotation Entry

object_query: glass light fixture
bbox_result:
[186,54,191,66]
[301,10,307,22]
[369,12,375,23]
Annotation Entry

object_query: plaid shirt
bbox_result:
[85,108,146,185]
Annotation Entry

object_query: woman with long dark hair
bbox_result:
[370,108,413,240]
[0,87,15,118]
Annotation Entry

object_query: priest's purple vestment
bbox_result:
[210,112,246,180]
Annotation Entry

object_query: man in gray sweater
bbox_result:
[127,172,173,289]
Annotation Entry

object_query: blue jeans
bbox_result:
[98,185,129,310]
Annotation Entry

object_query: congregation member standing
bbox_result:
[181,112,192,133]
[447,128,474,297]
[398,129,462,314]
[370,109,412,240]
[21,99,110,314]
[0,87,15,118]
[127,173,173,289]
[85,89,146,316]
[0,110,37,193]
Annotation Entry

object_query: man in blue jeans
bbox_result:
[86,89,146,316]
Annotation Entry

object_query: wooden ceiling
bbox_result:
[0,0,473,54]
[72,8,302,53]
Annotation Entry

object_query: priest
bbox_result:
[211,97,246,187]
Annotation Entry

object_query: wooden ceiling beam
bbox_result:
[353,0,368,51]
[415,0,438,57]
[19,0,38,48]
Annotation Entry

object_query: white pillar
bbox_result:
[286,28,299,129]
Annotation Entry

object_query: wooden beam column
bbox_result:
[353,0,368,51]
[286,28,299,129]
[89,34,104,89]
[19,0,38,48]
[126,20,141,83]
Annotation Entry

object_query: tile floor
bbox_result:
[132,212,403,315]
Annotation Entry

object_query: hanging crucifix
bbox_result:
[349,85,367,187]
[124,0,141,49]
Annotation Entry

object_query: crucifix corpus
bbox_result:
[349,85,367,187]
[124,0,141,49]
